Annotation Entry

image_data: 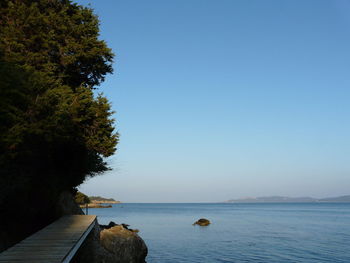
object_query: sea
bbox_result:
[88,203,350,263]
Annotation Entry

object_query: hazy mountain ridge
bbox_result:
[225,195,350,203]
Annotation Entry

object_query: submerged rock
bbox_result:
[193,218,211,226]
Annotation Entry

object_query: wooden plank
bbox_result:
[61,217,96,263]
[0,215,96,263]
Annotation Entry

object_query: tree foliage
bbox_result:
[0,0,118,234]
[0,0,113,88]
[75,191,91,205]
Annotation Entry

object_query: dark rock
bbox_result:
[121,223,130,229]
[193,218,211,226]
[108,221,117,228]
[100,221,117,229]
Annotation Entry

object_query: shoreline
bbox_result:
[80,201,121,209]
[90,200,121,204]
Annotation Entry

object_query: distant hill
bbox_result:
[224,195,350,203]
[89,196,121,203]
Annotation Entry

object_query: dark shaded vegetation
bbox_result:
[75,192,91,205]
[0,0,118,251]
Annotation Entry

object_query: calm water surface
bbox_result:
[89,203,350,262]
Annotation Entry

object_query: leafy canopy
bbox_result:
[0,0,118,208]
[75,191,91,205]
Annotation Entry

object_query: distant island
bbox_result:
[224,195,350,203]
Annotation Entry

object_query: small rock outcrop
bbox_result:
[73,222,147,263]
[193,218,211,226]
[100,225,147,262]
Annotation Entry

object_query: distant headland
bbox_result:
[84,196,121,208]
[89,196,121,204]
[75,192,121,208]
[224,195,350,203]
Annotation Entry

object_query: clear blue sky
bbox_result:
[77,0,350,202]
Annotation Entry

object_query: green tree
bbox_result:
[75,192,91,205]
[0,0,113,88]
[0,0,118,250]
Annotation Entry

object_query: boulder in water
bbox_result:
[193,218,211,226]
[73,222,147,263]
[100,224,148,263]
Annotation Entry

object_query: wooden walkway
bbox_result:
[0,215,96,263]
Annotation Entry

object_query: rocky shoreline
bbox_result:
[80,203,113,208]
[73,221,147,263]
[91,200,121,204]
[68,192,147,263]
[80,200,121,209]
